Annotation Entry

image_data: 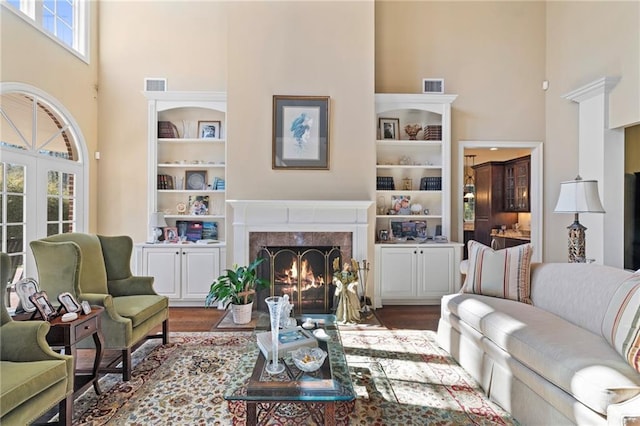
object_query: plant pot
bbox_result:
[231,301,253,324]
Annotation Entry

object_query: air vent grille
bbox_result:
[144,78,167,92]
[422,78,444,94]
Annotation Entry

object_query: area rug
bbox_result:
[63,330,519,425]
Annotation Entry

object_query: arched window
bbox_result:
[0,82,88,288]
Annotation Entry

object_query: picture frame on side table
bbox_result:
[379,118,400,140]
[57,292,81,314]
[29,291,57,320]
[185,170,208,190]
[198,121,221,139]
[272,95,330,170]
[15,277,39,313]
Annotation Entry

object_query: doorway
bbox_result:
[457,141,543,262]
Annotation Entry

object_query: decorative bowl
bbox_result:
[290,347,327,372]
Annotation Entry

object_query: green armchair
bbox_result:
[30,233,169,381]
[0,252,74,425]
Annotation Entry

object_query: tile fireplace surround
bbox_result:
[228,200,372,268]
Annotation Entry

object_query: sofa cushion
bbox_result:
[442,293,640,415]
[602,274,640,373]
[113,295,168,328]
[0,359,67,415]
[461,240,533,304]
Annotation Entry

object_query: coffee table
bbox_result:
[225,313,356,426]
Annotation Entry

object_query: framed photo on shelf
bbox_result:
[185,170,208,190]
[29,291,57,320]
[188,195,209,215]
[391,195,411,215]
[15,278,39,313]
[164,226,179,243]
[198,120,221,139]
[379,117,400,140]
[57,292,81,314]
[272,95,330,170]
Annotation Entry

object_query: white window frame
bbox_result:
[1,0,89,63]
[0,82,89,279]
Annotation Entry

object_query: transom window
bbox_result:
[2,0,88,61]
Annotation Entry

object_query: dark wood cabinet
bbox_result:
[472,162,518,247]
[504,155,530,212]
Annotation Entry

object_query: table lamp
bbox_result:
[553,175,605,263]
[149,212,167,244]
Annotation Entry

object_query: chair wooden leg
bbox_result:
[162,319,169,345]
[58,394,73,426]
[122,348,132,381]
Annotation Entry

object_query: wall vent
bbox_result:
[422,78,444,94]
[144,78,167,92]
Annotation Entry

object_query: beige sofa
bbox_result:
[437,262,640,425]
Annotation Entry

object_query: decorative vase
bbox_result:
[404,124,422,140]
[231,301,253,324]
[264,296,285,374]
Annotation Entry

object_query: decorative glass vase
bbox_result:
[264,296,285,374]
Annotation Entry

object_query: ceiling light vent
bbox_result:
[422,78,444,94]
[144,78,167,92]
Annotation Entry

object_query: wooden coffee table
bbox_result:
[225,314,355,426]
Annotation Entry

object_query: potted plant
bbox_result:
[205,257,270,324]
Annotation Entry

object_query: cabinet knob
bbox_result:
[420,250,424,254]
[413,250,417,254]
[175,251,179,255]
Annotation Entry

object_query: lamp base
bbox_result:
[567,213,586,263]
[152,227,163,244]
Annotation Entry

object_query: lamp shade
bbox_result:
[554,177,605,214]
[149,212,168,228]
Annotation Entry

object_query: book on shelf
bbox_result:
[202,221,218,240]
[185,221,203,242]
[157,174,174,190]
[158,121,179,138]
[256,327,318,361]
[420,176,442,191]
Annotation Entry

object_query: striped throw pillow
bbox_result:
[602,274,640,373]
[462,240,533,304]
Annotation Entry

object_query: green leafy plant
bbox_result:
[205,257,270,306]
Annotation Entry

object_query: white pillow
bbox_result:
[462,240,534,304]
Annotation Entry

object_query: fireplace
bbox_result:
[256,246,341,314]
[229,200,374,306]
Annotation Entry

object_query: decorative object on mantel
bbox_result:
[205,258,270,324]
[404,123,422,140]
[332,258,361,324]
[149,212,167,244]
[554,175,605,263]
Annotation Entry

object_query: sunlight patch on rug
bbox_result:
[64,330,519,425]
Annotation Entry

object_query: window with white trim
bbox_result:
[2,0,88,61]
[0,84,87,297]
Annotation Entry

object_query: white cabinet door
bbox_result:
[182,247,220,300]
[417,246,454,298]
[379,246,418,299]
[143,247,181,299]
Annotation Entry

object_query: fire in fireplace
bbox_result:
[256,246,341,315]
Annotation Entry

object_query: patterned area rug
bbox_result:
[63,330,519,425]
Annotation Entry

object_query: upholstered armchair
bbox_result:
[0,252,74,425]
[30,233,169,381]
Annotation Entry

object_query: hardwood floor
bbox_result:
[162,305,441,332]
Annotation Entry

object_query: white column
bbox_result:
[563,77,624,267]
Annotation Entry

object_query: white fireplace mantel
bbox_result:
[227,200,373,265]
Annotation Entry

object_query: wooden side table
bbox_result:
[44,306,105,396]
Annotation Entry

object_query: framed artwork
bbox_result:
[29,291,57,320]
[197,120,221,139]
[188,195,209,215]
[164,226,179,243]
[57,292,81,313]
[379,118,400,140]
[185,170,208,190]
[15,278,39,313]
[272,95,330,170]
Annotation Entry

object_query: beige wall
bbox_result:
[0,3,100,230]
[376,1,546,246]
[545,1,640,262]
[97,1,228,239]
